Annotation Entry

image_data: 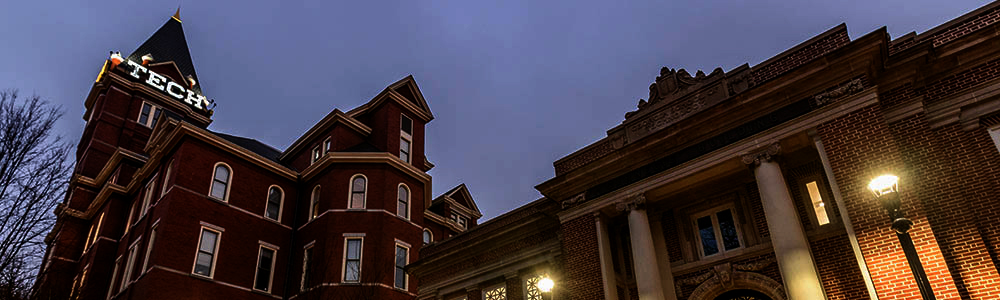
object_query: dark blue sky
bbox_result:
[1,0,990,220]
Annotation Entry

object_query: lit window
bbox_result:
[483,283,507,300]
[120,239,140,291]
[422,230,432,245]
[161,161,173,197]
[210,164,231,201]
[193,228,220,277]
[265,186,283,221]
[310,186,321,220]
[524,274,546,300]
[805,181,831,226]
[350,175,366,209]
[142,226,157,273]
[324,137,332,153]
[394,244,408,289]
[301,245,313,291]
[141,174,156,216]
[400,115,412,163]
[137,102,162,128]
[85,212,104,249]
[124,201,137,233]
[311,145,322,164]
[397,185,409,219]
[254,246,276,292]
[344,238,362,282]
[694,207,743,257]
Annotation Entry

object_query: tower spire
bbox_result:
[172,6,181,22]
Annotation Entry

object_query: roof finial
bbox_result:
[172,6,181,22]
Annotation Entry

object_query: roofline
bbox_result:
[278,109,373,161]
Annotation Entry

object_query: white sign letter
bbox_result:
[185,90,205,110]
[126,60,147,79]
[146,71,166,91]
[166,81,186,99]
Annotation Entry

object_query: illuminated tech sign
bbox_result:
[123,59,211,112]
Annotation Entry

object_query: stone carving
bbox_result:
[615,193,646,212]
[626,67,725,120]
[740,143,781,167]
[561,193,586,209]
[713,263,734,288]
[675,270,715,288]
[732,257,776,272]
[813,78,864,106]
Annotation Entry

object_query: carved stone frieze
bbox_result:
[561,193,586,209]
[615,193,646,212]
[740,142,781,167]
[625,66,726,120]
[732,256,776,272]
[813,78,864,107]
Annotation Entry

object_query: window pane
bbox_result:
[139,103,151,124]
[194,253,213,275]
[697,216,718,256]
[716,209,741,250]
[199,231,217,253]
[353,177,365,191]
[351,193,364,209]
[345,261,359,281]
[266,188,281,220]
[151,107,162,127]
[211,182,227,199]
[214,166,229,182]
[347,240,360,259]
[395,247,406,268]
[484,285,507,300]
[255,248,274,290]
[423,231,431,244]
[525,275,543,300]
[806,181,831,225]
[395,269,405,288]
[401,115,412,134]
[398,202,407,218]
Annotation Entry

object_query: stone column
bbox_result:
[618,194,666,300]
[594,213,619,300]
[649,217,678,300]
[741,143,826,300]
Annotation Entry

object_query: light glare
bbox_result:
[868,175,899,197]
[537,277,554,292]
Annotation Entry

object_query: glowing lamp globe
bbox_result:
[537,277,554,293]
[867,175,899,198]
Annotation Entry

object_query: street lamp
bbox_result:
[868,175,935,300]
[537,276,554,299]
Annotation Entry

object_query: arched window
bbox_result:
[265,186,283,221]
[209,163,231,201]
[397,184,409,219]
[310,186,321,220]
[422,229,432,245]
[349,175,366,209]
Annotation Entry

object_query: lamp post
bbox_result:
[537,276,554,300]
[868,175,935,300]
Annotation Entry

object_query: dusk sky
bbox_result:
[0,0,990,220]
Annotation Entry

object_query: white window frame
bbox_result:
[142,224,158,273]
[310,185,321,220]
[393,242,409,290]
[798,176,834,228]
[137,101,161,128]
[265,185,284,222]
[348,174,367,209]
[209,162,232,202]
[400,114,412,163]
[120,237,141,291]
[301,244,314,291]
[989,125,1000,153]
[422,229,433,245]
[691,204,745,258]
[124,201,137,234]
[86,212,104,249]
[161,160,173,197]
[482,282,507,300]
[253,245,278,293]
[311,145,322,164]
[141,173,157,217]
[324,137,332,153]
[342,237,364,283]
[191,226,222,278]
[397,183,410,220]
[106,257,121,300]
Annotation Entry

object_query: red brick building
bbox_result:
[411,1,1000,300]
[33,12,481,300]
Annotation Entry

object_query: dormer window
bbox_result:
[324,137,332,153]
[311,145,322,164]
[449,213,468,229]
[137,102,162,128]
[400,115,412,163]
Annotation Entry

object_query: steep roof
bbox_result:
[212,131,283,163]
[126,11,202,94]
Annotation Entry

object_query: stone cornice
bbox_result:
[740,142,781,167]
[301,152,432,208]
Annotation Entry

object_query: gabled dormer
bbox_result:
[348,76,435,171]
[279,109,373,171]
[428,184,482,230]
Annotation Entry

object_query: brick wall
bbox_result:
[817,104,962,299]
[750,27,850,86]
[810,233,870,300]
[559,215,604,300]
[924,56,1000,105]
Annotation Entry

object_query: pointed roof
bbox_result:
[127,11,202,93]
[432,183,482,218]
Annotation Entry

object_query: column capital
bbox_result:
[616,193,646,212]
[740,142,781,167]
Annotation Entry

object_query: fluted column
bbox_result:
[618,194,666,300]
[742,143,826,300]
[594,213,620,300]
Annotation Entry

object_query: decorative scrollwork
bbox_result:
[740,143,781,167]
[615,194,647,212]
